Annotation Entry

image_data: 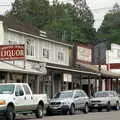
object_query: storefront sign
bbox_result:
[31,62,47,74]
[0,45,25,60]
[76,44,92,63]
[63,73,72,82]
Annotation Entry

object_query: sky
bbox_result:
[0,0,120,29]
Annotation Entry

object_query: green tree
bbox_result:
[97,3,120,44]
[8,0,50,28]
[6,0,95,44]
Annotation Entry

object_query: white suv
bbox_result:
[89,91,120,112]
[47,89,89,115]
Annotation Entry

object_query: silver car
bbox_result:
[47,89,89,115]
[89,91,120,112]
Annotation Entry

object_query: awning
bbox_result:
[0,61,47,75]
[76,62,120,78]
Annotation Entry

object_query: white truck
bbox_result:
[0,83,48,120]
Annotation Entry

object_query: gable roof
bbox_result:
[0,15,40,36]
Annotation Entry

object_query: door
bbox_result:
[74,90,83,109]
[23,84,34,111]
[14,85,26,112]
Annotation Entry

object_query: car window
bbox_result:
[23,85,31,95]
[95,92,109,97]
[15,85,24,96]
[81,90,87,97]
[54,91,73,99]
[74,91,82,98]
[109,92,115,97]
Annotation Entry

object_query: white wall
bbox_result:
[4,30,71,66]
[106,43,120,64]
[106,43,120,73]
[0,21,4,45]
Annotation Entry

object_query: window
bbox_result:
[74,91,82,98]
[43,48,49,58]
[15,85,24,96]
[26,39,34,56]
[58,52,64,61]
[23,85,31,95]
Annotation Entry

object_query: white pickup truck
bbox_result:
[0,83,48,120]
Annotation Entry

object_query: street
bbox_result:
[16,110,120,120]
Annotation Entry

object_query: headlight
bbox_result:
[0,100,6,105]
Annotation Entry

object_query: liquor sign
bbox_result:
[0,44,25,60]
[76,44,92,63]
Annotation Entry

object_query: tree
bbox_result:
[8,0,50,28]
[6,0,95,44]
[97,3,120,44]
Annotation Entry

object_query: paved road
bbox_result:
[16,110,120,120]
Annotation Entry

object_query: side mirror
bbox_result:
[15,91,19,96]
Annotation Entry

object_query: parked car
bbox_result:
[89,91,120,112]
[0,83,48,120]
[47,89,89,115]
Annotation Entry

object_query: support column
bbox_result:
[116,78,119,93]
[6,72,10,83]
[111,78,113,90]
[79,75,82,89]
[99,76,102,91]
[36,76,40,94]
[88,77,91,97]
[94,78,97,92]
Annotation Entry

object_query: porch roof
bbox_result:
[0,61,46,75]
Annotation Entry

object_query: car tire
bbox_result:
[98,108,102,112]
[5,105,15,120]
[107,102,111,112]
[115,102,119,111]
[35,104,44,118]
[46,108,53,116]
[83,104,89,114]
[62,110,68,115]
[69,104,75,115]
[89,108,93,112]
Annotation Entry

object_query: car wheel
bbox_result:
[46,108,53,116]
[69,104,75,115]
[98,108,102,112]
[83,104,89,114]
[62,110,68,115]
[107,102,111,112]
[89,108,93,112]
[35,104,44,118]
[5,105,15,120]
[115,102,119,111]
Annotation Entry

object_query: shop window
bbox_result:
[58,52,64,61]
[43,48,49,58]
[26,39,34,56]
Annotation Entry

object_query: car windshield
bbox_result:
[95,92,109,97]
[0,85,15,94]
[54,91,73,99]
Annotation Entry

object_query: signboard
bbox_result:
[76,44,92,63]
[63,73,72,82]
[0,45,25,60]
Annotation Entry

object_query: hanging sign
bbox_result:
[0,44,25,60]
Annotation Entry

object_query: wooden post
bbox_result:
[116,78,119,93]
[88,76,91,97]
